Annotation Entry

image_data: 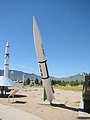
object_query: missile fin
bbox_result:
[51,86,55,94]
[44,87,47,101]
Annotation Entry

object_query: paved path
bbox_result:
[0,104,43,120]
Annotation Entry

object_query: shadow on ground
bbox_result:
[13,100,27,104]
[0,94,27,98]
[51,103,83,112]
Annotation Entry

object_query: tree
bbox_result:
[75,80,80,86]
[70,80,80,86]
[35,78,39,85]
[40,80,42,85]
[51,79,54,85]
[81,81,83,85]
[26,78,30,85]
[60,81,67,86]
[70,81,75,86]
[57,80,61,85]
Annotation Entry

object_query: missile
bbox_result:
[33,16,54,104]
[22,73,25,86]
[4,42,10,78]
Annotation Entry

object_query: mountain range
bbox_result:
[0,69,84,81]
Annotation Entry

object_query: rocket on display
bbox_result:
[0,42,21,95]
[4,42,10,78]
[33,16,54,104]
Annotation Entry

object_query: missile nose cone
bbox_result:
[33,16,38,29]
[6,42,10,47]
[33,16,36,28]
[33,16,35,21]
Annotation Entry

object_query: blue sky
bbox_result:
[0,0,90,77]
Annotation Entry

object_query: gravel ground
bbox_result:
[0,87,83,120]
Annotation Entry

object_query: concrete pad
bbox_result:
[0,104,43,120]
[37,100,51,105]
[78,98,90,119]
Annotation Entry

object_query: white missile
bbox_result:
[33,16,54,104]
[4,42,10,78]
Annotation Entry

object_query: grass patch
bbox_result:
[23,85,83,91]
[53,85,83,91]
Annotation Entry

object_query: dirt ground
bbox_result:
[0,87,83,120]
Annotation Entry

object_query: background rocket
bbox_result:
[4,42,10,78]
[33,16,54,103]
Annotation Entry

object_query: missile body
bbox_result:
[33,17,54,103]
[4,42,10,78]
